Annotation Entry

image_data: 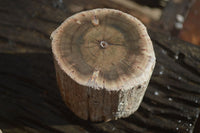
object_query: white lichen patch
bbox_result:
[91,15,99,26]
[87,69,100,89]
[76,20,81,24]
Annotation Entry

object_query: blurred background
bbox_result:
[0,0,199,54]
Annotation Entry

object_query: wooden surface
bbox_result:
[0,0,164,54]
[0,0,200,133]
[0,32,200,133]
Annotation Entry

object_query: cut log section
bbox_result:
[51,8,156,122]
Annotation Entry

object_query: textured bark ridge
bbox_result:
[51,8,156,121]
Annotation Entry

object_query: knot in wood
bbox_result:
[100,41,108,49]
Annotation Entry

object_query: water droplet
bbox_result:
[178,76,182,80]
[187,116,192,120]
[168,97,173,101]
[175,22,183,29]
[178,120,181,123]
[186,128,189,131]
[112,127,116,131]
[189,123,192,127]
[167,85,171,90]
[176,127,179,130]
[176,14,184,23]
[174,55,179,60]
[161,49,167,55]
[159,71,164,75]
[154,91,159,96]
[195,99,198,103]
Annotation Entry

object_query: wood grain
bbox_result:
[0,0,200,132]
[51,9,156,121]
[0,30,200,132]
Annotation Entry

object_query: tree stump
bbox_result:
[51,8,156,122]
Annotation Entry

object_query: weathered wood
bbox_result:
[0,0,200,132]
[0,30,200,132]
[51,9,156,122]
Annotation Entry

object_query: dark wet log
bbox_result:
[0,30,200,133]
